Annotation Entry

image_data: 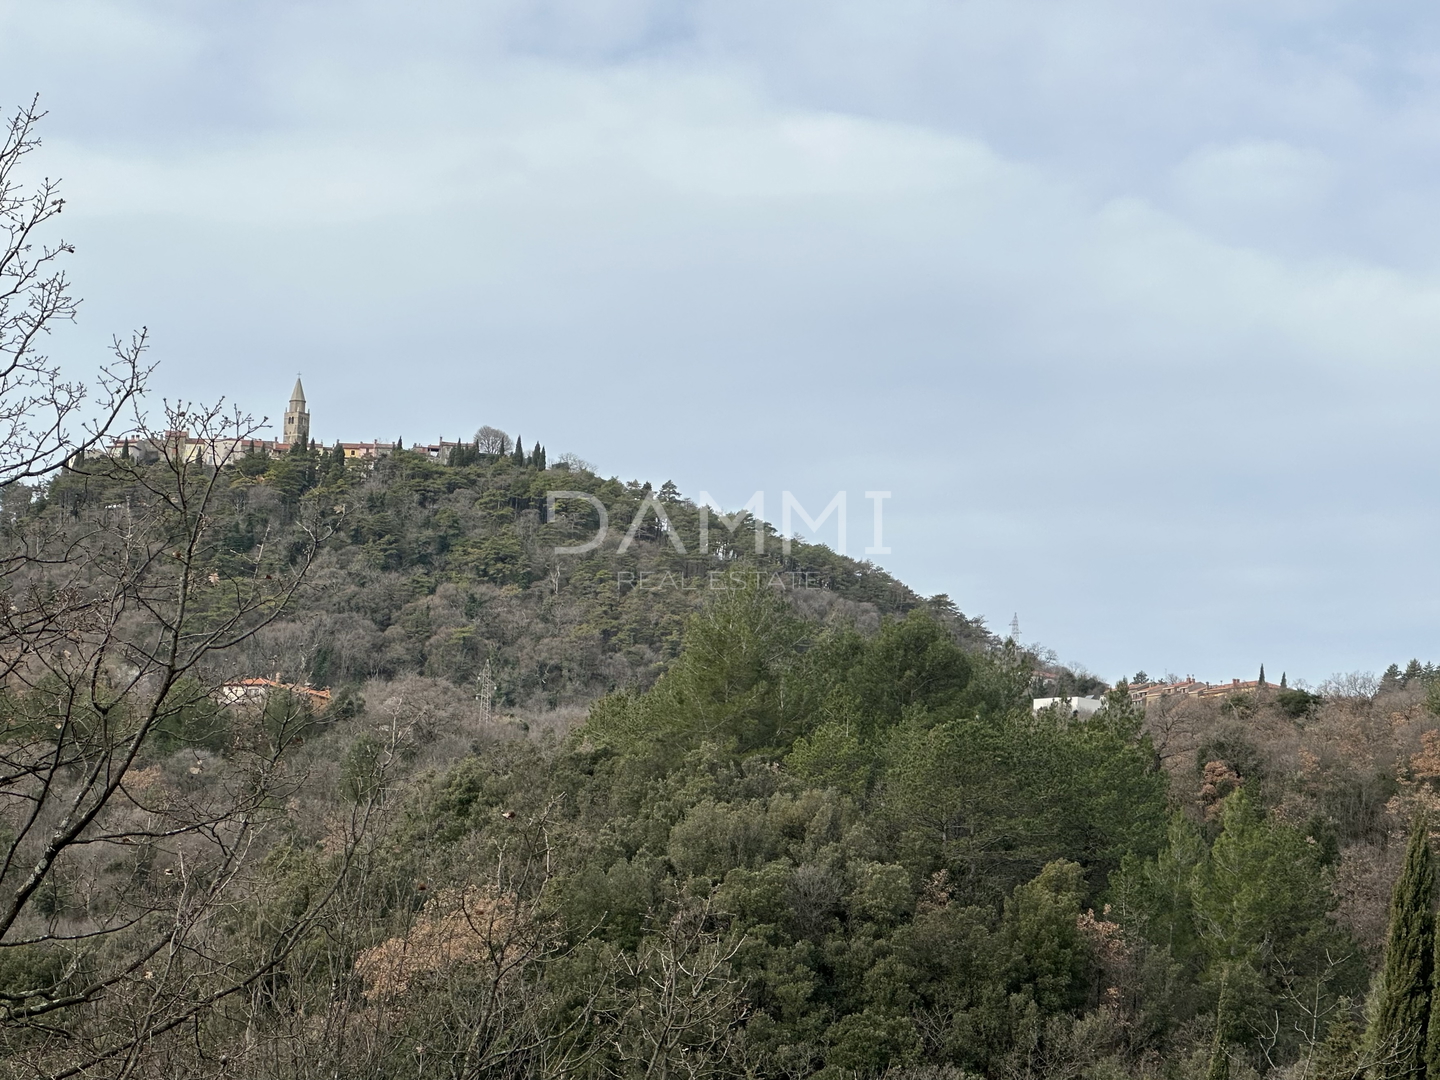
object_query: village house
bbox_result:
[107,379,438,466]
[215,676,332,712]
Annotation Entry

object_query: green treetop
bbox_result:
[1368,815,1434,1078]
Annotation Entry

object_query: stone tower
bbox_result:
[283,377,310,446]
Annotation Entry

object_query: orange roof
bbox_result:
[218,677,332,705]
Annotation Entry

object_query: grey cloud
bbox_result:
[3,0,1439,681]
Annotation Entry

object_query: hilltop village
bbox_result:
[110,378,543,467]
[110,382,1286,714]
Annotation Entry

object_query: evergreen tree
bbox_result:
[513,437,526,466]
[1206,968,1231,1080]
[1425,920,1440,1077]
[1311,1003,1363,1080]
[324,441,345,482]
[535,444,546,470]
[1367,815,1433,1078]
[1258,664,1266,686]
[1407,659,1425,685]
[1280,672,1288,689]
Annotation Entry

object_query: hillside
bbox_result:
[46,440,996,706]
[1,434,1435,1080]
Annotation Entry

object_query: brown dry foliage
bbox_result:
[1142,680,1440,964]
[354,887,521,1001]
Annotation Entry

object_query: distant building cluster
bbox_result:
[1032,674,1280,717]
[109,378,473,466]
[1127,676,1272,704]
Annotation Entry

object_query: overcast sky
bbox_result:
[4,1,1440,685]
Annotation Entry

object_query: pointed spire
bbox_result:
[284,376,310,447]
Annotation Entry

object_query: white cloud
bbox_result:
[8,1,1440,678]
[46,50,1440,383]
[1174,140,1335,217]
[0,2,199,67]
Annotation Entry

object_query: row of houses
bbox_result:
[1127,676,1273,704]
[108,432,415,468]
[105,378,469,468]
[1031,675,1277,718]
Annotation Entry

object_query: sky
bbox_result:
[3,0,1440,686]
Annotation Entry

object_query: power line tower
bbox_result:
[1009,613,1021,642]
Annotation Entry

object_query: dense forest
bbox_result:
[50,433,1011,706]
[3,423,1440,1080]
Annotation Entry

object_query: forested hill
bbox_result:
[42,441,1003,705]
[12,432,1433,1080]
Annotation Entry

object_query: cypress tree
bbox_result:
[1258,664,1266,686]
[1280,672,1288,689]
[513,437,526,466]
[1369,814,1433,1078]
[1426,910,1440,1077]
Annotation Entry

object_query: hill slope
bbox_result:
[51,442,996,705]
[3,440,1424,1079]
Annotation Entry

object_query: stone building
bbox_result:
[108,378,426,466]
[282,378,310,446]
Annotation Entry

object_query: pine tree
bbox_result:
[1368,814,1433,1078]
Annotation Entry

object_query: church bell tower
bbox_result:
[283,377,310,446]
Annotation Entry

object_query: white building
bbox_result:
[1031,696,1105,719]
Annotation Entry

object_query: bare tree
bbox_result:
[613,896,749,1079]
[304,800,608,1080]
[0,100,364,1077]
[0,98,148,485]
[0,404,352,1077]
[474,427,511,456]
